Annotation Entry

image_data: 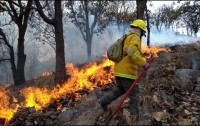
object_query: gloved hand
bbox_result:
[143,62,150,70]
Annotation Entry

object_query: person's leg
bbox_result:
[129,84,140,122]
[99,77,126,110]
[120,78,140,122]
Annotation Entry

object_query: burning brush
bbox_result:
[0,45,170,125]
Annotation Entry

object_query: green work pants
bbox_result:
[101,76,140,117]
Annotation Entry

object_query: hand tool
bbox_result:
[95,55,154,126]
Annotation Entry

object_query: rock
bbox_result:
[146,67,161,78]
[25,120,33,125]
[87,89,103,98]
[181,51,200,70]
[159,92,175,107]
[58,109,75,123]
[141,113,151,120]
[171,69,200,92]
[185,44,199,53]
[43,118,55,125]
[195,87,200,92]
[157,51,171,64]
[181,54,192,69]
[190,51,200,70]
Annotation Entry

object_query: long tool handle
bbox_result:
[105,55,154,125]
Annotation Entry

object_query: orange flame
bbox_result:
[0,87,19,124]
[0,45,170,124]
[20,58,114,110]
[42,72,53,76]
[142,44,171,58]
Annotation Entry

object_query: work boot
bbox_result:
[98,99,107,111]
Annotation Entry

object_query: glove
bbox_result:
[143,62,150,70]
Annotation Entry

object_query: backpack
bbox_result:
[107,34,127,62]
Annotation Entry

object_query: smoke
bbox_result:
[63,22,124,64]
[63,23,200,65]
[142,26,200,47]
[24,23,199,83]
[1,22,199,85]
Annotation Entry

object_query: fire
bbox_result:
[181,45,186,48]
[141,44,171,58]
[0,87,19,124]
[0,45,170,124]
[20,58,114,110]
[42,72,53,76]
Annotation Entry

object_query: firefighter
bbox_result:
[99,19,150,124]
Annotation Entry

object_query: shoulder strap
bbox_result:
[122,32,136,57]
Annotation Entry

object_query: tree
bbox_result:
[150,3,179,33]
[146,9,150,47]
[0,34,13,84]
[35,0,68,84]
[29,2,56,52]
[151,7,164,32]
[136,0,152,46]
[0,0,33,86]
[25,39,40,79]
[177,1,200,37]
[66,1,113,61]
[136,0,147,19]
[107,1,136,35]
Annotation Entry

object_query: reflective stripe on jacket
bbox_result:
[114,30,146,79]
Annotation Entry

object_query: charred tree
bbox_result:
[0,0,33,86]
[136,0,147,19]
[35,0,68,85]
[146,7,150,47]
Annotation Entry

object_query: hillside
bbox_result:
[1,42,200,126]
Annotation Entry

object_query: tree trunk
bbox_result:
[54,0,67,84]
[5,0,33,86]
[35,0,68,85]
[0,28,18,84]
[9,46,17,83]
[15,26,26,86]
[87,39,92,61]
[84,1,93,61]
[194,33,197,37]
[0,25,26,86]
[136,0,147,19]
[145,7,150,47]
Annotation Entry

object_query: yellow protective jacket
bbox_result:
[114,30,146,79]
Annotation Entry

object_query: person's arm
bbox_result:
[126,35,146,67]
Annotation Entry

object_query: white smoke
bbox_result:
[1,21,199,85]
[142,26,200,47]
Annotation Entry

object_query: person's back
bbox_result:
[99,19,150,125]
[114,29,145,80]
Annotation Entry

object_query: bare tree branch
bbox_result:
[34,0,55,25]
[0,28,12,49]
[0,59,10,62]
[7,0,18,18]
[7,0,49,11]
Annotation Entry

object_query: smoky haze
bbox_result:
[0,22,199,85]
[143,26,200,47]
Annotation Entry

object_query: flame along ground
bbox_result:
[0,45,170,124]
